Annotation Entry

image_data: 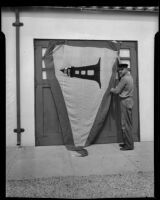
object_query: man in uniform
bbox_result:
[110,63,134,150]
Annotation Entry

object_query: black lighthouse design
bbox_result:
[60,58,101,88]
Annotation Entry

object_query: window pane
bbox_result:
[120,60,131,68]
[75,70,79,75]
[119,49,130,57]
[87,70,94,75]
[81,71,86,75]
[42,60,46,68]
[42,48,47,56]
[42,48,47,68]
[42,71,47,79]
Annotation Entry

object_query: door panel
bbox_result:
[118,41,140,141]
[43,87,61,134]
[35,41,64,146]
[95,41,140,143]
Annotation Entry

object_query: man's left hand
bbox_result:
[110,88,114,93]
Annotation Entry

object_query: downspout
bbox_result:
[13,8,25,146]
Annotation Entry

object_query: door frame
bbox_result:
[34,39,140,145]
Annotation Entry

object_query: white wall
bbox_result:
[3,9,158,146]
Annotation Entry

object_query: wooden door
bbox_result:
[34,39,140,146]
[95,41,140,143]
[119,41,140,142]
[34,40,64,146]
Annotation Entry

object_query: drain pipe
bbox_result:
[13,8,25,146]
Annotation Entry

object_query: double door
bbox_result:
[34,39,140,146]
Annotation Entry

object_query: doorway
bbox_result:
[34,39,140,146]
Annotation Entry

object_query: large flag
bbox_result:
[44,40,119,147]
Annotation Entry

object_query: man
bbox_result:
[110,63,134,150]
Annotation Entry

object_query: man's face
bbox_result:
[118,68,127,77]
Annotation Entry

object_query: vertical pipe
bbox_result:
[16,9,21,145]
[154,31,159,199]
[13,8,24,146]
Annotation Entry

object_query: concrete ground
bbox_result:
[6,141,154,198]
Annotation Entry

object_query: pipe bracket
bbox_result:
[14,128,25,134]
[12,22,23,27]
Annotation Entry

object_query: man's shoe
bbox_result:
[119,143,126,147]
[120,147,134,151]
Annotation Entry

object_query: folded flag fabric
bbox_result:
[65,145,88,157]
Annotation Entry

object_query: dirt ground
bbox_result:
[6,171,154,198]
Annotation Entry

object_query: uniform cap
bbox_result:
[118,63,128,69]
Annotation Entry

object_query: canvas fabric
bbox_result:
[44,40,120,147]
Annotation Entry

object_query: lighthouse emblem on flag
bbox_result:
[60,58,101,88]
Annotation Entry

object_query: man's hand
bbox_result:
[110,88,115,93]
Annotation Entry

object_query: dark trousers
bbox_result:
[120,97,134,149]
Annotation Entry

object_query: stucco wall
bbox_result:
[2,9,158,146]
